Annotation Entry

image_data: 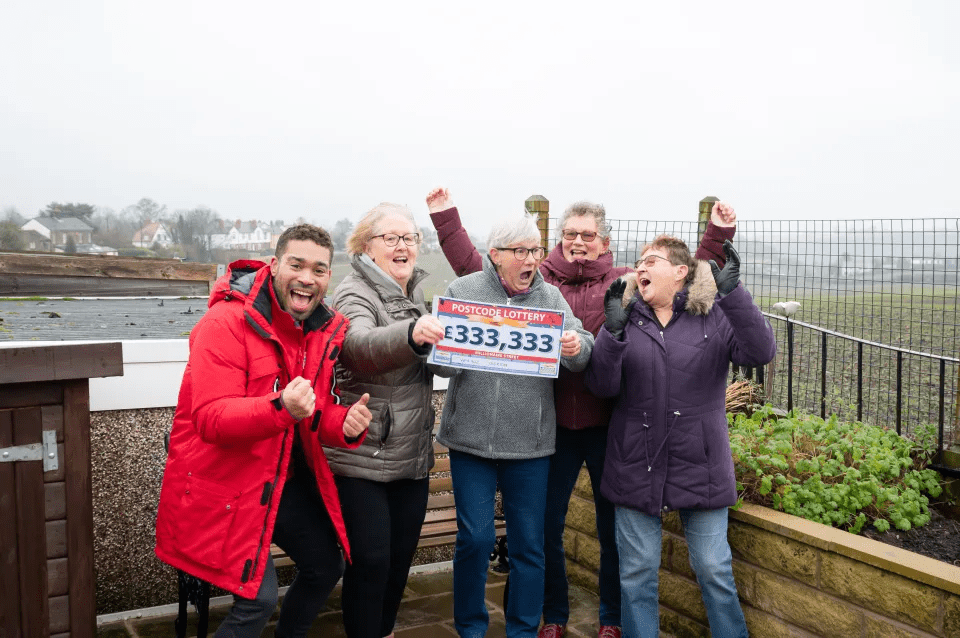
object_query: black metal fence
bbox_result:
[547,215,960,446]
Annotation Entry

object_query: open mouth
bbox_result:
[290,288,314,312]
[570,249,587,258]
[518,269,534,284]
[639,278,651,293]
[393,256,408,264]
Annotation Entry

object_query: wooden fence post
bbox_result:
[697,196,718,246]
[525,195,550,249]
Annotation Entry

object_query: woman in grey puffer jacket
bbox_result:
[326,203,446,638]
[434,215,594,638]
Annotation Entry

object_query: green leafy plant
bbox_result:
[729,406,943,534]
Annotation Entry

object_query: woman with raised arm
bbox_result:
[325,203,445,638]
[587,236,775,638]
[427,188,735,638]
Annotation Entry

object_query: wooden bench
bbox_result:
[177,432,507,637]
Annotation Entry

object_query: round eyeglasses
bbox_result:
[496,246,546,261]
[373,233,421,247]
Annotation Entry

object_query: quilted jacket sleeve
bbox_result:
[716,284,777,367]
[334,284,422,376]
[584,326,629,398]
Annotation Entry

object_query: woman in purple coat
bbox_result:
[586,235,775,638]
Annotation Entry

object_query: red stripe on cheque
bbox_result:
[436,344,556,364]
[437,298,563,328]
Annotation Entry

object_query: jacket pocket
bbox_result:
[173,474,240,570]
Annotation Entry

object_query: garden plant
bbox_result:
[727,384,944,535]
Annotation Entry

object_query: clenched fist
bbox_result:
[343,393,372,439]
[281,376,315,420]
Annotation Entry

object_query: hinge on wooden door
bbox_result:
[0,430,59,472]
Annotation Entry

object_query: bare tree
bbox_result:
[167,206,220,261]
[123,198,167,230]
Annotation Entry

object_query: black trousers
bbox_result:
[334,475,430,638]
[215,469,344,638]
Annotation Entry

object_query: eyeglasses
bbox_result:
[373,233,420,247]
[561,229,599,241]
[496,246,546,261]
[634,254,673,269]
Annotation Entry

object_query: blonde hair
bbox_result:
[347,203,420,256]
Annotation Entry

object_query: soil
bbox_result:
[860,502,960,567]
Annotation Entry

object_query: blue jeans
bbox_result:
[615,507,748,638]
[214,469,345,638]
[449,450,550,638]
[543,426,620,627]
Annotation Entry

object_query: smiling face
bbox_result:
[365,213,419,293]
[491,241,542,291]
[635,247,688,310]
[560,215,609,262]
[270,239,332,321]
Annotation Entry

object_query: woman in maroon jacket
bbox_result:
[427,188,735,638]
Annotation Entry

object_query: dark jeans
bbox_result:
[543,426,621,627]
[334,475,430,638]
[214,470,345,638]
[449,450,550,638]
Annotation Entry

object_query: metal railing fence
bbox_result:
[538,213,959,445]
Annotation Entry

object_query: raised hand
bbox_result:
[711,201,737,228]
[603,278,635,340]
[709,240,741,295]
[412,315,445,346]
[426,187,454,213]
[343,393,372,438]
[281,376,315,420]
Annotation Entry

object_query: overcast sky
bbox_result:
[2,1,958,234]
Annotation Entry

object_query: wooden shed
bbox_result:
[0,343,123,637]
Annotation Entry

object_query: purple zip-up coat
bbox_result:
[430,206,734,431]
[585,265,776,517]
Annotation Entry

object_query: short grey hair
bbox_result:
[347,203,420,256]
[487,215,542,251]
[556,201,610,241]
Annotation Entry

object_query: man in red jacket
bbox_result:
[156,224,372,638]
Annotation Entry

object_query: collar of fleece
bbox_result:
[620,260,718,316]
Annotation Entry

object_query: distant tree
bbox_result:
[2,206,25,225]
[64,235,77,254]
[168,206,219,261]
[0,221,25,250]
[91,206,136,248]
[42,202,96,222]
[331,217,354,250]
[123,198,167,229]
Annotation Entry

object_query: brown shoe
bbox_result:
[598,626,622,638]
[538,624,566,638]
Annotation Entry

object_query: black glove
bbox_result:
[603,278,635,340]
[709,240,741,296]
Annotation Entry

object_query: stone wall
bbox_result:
[565,470,960,637]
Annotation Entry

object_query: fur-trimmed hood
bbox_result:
[620,260,718,316]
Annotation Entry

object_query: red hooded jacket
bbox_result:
[155,260,364,598]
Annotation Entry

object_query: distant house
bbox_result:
[22,229,53,252]
[132,221,174,248]
[209,219,284,252]
[22,216,93,247]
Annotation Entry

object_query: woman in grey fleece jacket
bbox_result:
[435,215,594,638]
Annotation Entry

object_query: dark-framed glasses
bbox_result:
[373,233,421,247]
[496,246,546,261]
[634,254,673,269]
[561,229,598,241]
